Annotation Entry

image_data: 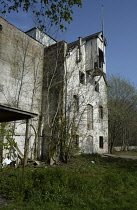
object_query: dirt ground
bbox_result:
[105,153,137,160]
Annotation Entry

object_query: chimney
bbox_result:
[78,37,82,62]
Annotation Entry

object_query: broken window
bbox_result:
[87,104,93,130]
[99,48,104,68]
[95,81,99,92]
[79,71,85,85]
[99,136,103,149]
[99,106,103,119]
[73,95,79,112]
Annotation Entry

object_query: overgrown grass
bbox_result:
[1,154,137,209]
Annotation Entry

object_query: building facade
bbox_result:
[0,17,108,163]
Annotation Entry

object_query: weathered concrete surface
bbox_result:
[0,17,109,162]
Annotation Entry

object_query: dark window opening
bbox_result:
[73,135,79,146]
[75,135,79,146]
[99,136,103,149]
[79,71,85,84]
[94,62,98,69]
[99,48,104,68]
[73,95,79,112]
[86,71,93,85]
[99,106,103,119]
[0,25,2,30]
[95,81,99,92]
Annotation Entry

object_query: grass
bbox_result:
[1,154,137,209]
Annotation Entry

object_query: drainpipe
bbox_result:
[78,37,82,62]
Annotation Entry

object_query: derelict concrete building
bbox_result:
[0,17,108,163]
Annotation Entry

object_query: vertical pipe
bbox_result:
[22,118,29,180]
[78,37,82,62]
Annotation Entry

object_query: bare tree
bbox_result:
[108,74,137,153]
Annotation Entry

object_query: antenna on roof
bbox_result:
[102,5,104,41]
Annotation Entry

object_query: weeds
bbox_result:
[1,154,137,209]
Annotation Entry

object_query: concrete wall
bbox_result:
[0,17,108,162]
[41,41,67,161]
[0,17,44,159]
[66,34,108,154]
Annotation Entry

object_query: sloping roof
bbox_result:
[0,105,38,122]
[68,32,102,50]
[25,27,57,43]
[68,31,107,51]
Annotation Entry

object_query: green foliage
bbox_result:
[1,155,137,209]
[0,122,16,150]
[1,0,82,30]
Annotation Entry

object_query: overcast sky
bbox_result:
[2,0,137,86]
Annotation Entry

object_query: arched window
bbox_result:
[87,104,93,130]
[85,135,93,154]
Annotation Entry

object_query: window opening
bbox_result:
[85,135,93,154]
[86,71,92,85]
[79,71,85,85]
[72,135,79,146]
[73,95,79,112]
[87,104,93,130]
[75,135,79,146]
[95,81,99,92]
[99,136,103,148]
[99,48,104,68]
[99,106,103,119]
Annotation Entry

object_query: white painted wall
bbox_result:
[26,28,56,46]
